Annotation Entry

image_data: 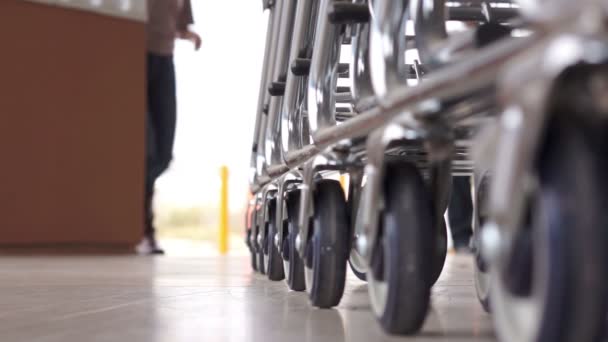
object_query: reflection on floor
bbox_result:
[158,237,250,257]
[0,254,494,342]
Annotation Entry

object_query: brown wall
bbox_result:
[0,1,145,248]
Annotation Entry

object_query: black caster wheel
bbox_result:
[473,259,491,314]
[430,217,447,286]
[304,179,349,308]
[348,253,367,281]
[256,244,266,275]
[473,229,491,313]
[473,172,491,313]
[490,117,608,342]
[255,208,266,275]
[428,162,451,286]
[473,230,491,313]
[347,175,367,282]
[368,161,433,335]
[264,199,285,281]
[247,229,258,272]
[283,190,306,291]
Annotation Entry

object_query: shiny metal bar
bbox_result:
[280,0,316,162]
[314,31,543,147]
[264,0,297,168]
[252,10,275,151]
[369,0,409,101]
[350,0,377,113]
[285,144,320,166]
[307,0,343,133]
[413,0,448,69]
[255,22,546,190]
[250,6,279,187]
[255,0,284,180]
[249,24,275,185]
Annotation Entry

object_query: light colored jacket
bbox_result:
[147,0,194,55]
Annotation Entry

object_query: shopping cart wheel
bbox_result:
[347,177,367,281]
[264,199,285,281]
[491,118,608,342]
[284,190,306,291]
[304,179,349,308]
[474,257,491,313]
[368,161,433,335]
[473,173,491,313]
[255,215,266,275]
[473,224,491,312]
[349,251,367,281]
[473,226,491,312]
[430,218,447,286]
[256,247,266,275]
[247,229,258,272]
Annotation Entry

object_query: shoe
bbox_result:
[136,235,165,255]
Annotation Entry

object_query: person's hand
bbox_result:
[179,30,202,51]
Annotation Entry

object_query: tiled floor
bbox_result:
[0,254,494,342]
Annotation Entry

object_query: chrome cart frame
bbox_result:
[245,0,608,340]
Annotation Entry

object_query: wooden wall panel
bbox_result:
[0,1,145,248]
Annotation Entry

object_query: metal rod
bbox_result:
[314,31,543,147]
[256,29,546,189]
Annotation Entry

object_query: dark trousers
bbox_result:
[145,53,177,236]
[448,176,473,248]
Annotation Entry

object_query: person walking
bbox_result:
[137,0,202,254]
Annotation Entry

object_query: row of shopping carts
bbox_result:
[245,0,608,340]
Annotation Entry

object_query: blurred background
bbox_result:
[0,0,267,255]
[154,1,266,254]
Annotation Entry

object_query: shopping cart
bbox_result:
[246,0,608,340]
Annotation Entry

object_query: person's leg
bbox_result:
[151,56,177,177]
[448,176,474,251]
[145,53,161,239]
[144,175,155,237]
[141,54,177,254]
[141,150,163,254]
[146,55,177,184]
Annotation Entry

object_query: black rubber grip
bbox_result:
[336,86,350,94]
[336,107,351,113]
[291,58,311,76]
[328,3,370,24]
[448,6,518,22]
[268,82,286,96]
[475,22,513,48]
[262,0,273,10]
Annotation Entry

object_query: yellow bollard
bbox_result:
[219,166,229,255]
[339,174,348,198]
